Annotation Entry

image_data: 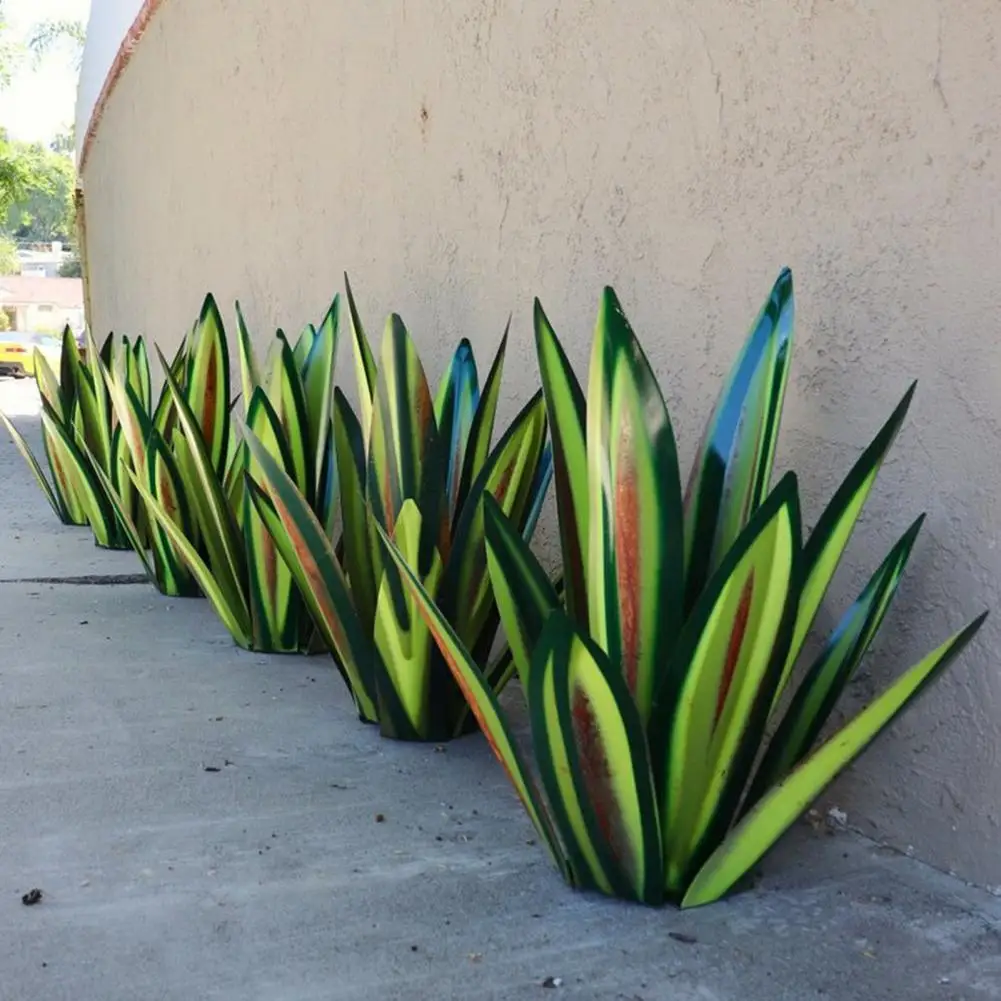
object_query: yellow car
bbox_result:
[0,331,64,380]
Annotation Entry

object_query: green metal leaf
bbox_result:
[441,392,549,652]
[344,272,378,438]
[683,268,794,610]
[483,493,560,690]
[333,389,378,633]
[0,408,69,522]
[145,427,198,597]
[453,326,507,520]
[156,345,247,620]
[241,421,378,721]
[530,611,663,904]
[586,286,684,724]
[185,293,232,477]
[534,297,589,627]
[682,611,988,908]
[244,388,301,652]
[366,314,436,537]
[748,514,926,805]
[652,473,800,897]
[83,440,158,585]
[131,463,252,641]
[775,382,918,703]
[266,331,313,502]
[434,338,480,518]
[373,500,444,736]
[40,404,117,546]
[302,296,340,498]
[235,301,260,418]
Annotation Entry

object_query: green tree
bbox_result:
[0,232,18,274]
[4,141,75,242]
[28,19,85,69]
[58,255,81,277]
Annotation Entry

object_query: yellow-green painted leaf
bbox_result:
[444,393,549,651]
[102,349,152,475]
[434,338,480,518]
[83,326,114,475]
[367,314,436,536]
[145,428,198,597]
[0,408,67,522]
[41,406,116,546]
[235,301,260,418]
[73,363,108,475]
[682,611,988,908]
[83,440,158,584]
[302,296,339,498]
[374,500,443,735]
[265,331,313,502]
[534,297,589,627]
[240,420,378,720]
[293,322,316,375]
[244,389,300,652]
[35,349,65,421]
[530,612,663,903]
[129,337,152,412]
[156,345,247,621]
[59,324,80,414]
[375,520,570,879]
[344,272,378,439]
[750,515,925,804]
[483,494,560,690]
[185,293,231,477]
[683,269,794,611]
[453,328,506,518]
[653,473,799,896]
[333,389,378,633]
[586,287,684,724]
[775,382,917,703]
[130,466,252,644]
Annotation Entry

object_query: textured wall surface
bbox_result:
[80,0,1001,886]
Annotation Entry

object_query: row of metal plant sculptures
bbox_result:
[1,270,987,908]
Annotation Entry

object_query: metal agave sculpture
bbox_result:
[0,326,151,549]
[239,275,554,741]
[379,269,987,907]
[107,292,339,652]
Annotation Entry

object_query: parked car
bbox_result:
[0,331,63,379]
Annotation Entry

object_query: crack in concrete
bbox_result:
[0,574,150,586]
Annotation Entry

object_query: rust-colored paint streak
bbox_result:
[614,414,641,694]
[199,347,219,456]
[572,686,635,879]
[491,459,517,505]
[271,492,347,654]
[716,573,755,721]
[157,466,178,522]
[48,438,73,506]
[79,0,168,173]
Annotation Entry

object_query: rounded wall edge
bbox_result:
[75,0,168,173]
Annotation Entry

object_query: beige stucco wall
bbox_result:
[80,0,1001,886]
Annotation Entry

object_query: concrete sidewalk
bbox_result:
[2,380,1000,1001]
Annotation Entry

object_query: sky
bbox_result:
[0,0,91,144]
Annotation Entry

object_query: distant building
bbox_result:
[17,242,75,279]
[0,275,85,333]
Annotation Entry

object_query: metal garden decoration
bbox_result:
[240,276,554,741]
[379,269,987,907]
[1,326,151,550]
